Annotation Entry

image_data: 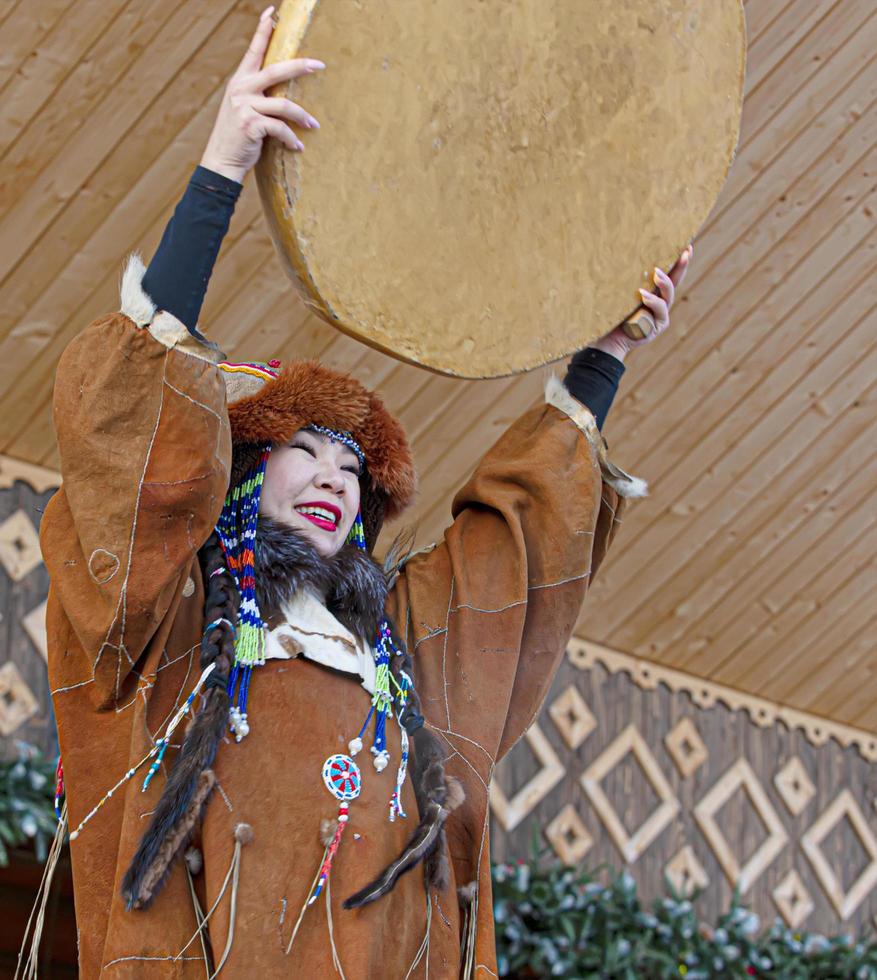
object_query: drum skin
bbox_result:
[256,0,745,378]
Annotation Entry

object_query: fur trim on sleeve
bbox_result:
[118,254,224,363]
[545,375,648,499]
[119,253,156,328]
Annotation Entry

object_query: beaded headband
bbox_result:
[303,424,366,470]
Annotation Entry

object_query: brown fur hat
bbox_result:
[220,360,416,540]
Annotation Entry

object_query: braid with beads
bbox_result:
[343,613,464,909]
[121,532,240,909]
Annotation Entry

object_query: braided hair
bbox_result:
[123,450,460,911]
[343,616,463,909]
[121,532,239,909]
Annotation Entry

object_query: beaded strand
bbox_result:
[216,446,271,741]
[69,663,217,840]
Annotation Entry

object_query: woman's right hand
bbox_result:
[200,5,325,184]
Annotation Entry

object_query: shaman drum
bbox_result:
[256,0,745,378]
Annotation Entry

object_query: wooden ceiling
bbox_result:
[0,1,874,728]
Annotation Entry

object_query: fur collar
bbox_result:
[255,518,388,644]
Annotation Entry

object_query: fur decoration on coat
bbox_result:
[254,517,388,641]
[122,521,459,913]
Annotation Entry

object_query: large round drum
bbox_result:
[257,0,745,378]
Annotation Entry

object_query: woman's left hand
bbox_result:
[589,244,693,362]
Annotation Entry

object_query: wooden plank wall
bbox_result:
[491,647,877,936]
[0,477,58,759]
[0,3,873,732]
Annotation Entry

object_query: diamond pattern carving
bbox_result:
[0,662,39,736]
[548,685,595,750]
[665,845,709,898]
[665,717,708,778]
[490,724,565,832]
[774,756,815,817]
[580,724,679,864]
[545,804,593,866]
[22,599,48,662]
[801,790,877,921]
[694,759,787,895]
[0,509,42,582]
[773,869,814,929]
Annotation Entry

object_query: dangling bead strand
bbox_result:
[53,758,65,822]
[216,446,271,741]
[388,669,412,820]
[308,803,349,905]
[389,725,409,822]
[68,663,217,840]
[368,621,395,771]
[348,703,373,757]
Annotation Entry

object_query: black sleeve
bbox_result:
[141,166,242,336]
[563,347,625,431]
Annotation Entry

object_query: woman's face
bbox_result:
[260,428,362,556]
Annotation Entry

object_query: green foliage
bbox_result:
[0,743,59,866]
[492,855,877,979]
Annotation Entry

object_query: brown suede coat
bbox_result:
[43,304,630,978]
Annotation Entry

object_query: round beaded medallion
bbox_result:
[321,754,362,801]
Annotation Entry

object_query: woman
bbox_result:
[42,7,689,977]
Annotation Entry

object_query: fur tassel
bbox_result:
[130,770,216,908]
[121,684,229,910]
[343,758,464,910]
[342,802,445,910]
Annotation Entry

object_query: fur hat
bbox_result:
[220,360,416,547]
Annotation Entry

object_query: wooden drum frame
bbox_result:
[256,0,745,378]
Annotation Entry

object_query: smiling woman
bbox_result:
[261,428,362,554]
[36,7,689,980]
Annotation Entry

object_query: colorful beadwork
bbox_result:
[141,679,203,792]
[54,758,65,823]
[69,663,217,841]
[308,802,350,906]
[216,446,271,741]
[304,424,366,469]
[321,754,362,802]
[346,509,367,550]
[390,727,409,822]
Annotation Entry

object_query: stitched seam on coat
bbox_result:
[103,353,169,702]
[441,577,455,728]
[414,625,447,650]
[528,568,591,591]
[451,599,526,615]
[164,378,225,423]
[104,954,205,968]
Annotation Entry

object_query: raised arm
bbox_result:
[143,6,323,337]
[389,249,692,761]
[42,9,325,706]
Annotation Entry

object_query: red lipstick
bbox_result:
[294,500,342,533]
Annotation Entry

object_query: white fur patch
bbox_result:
[118,254,221,362]
[545,375,598,435]
[149,310,191,348]
[545,374,648,499]
[119,253,156,327]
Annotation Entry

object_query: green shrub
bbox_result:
[492,856,877,979]
[0,743,59,866]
